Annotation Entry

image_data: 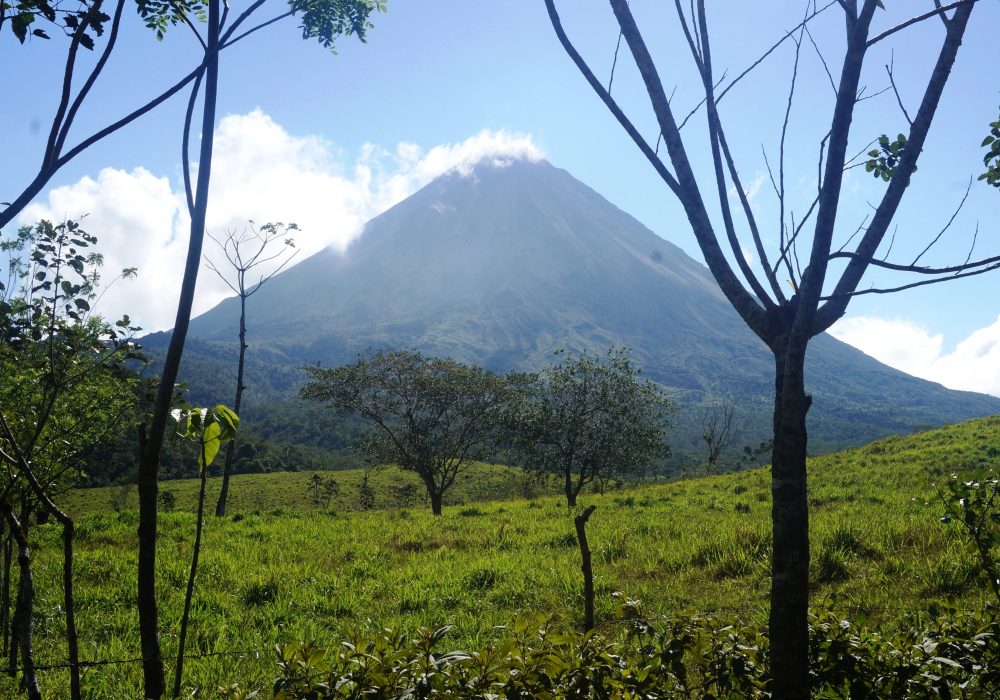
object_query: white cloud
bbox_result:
[830,315,1000,397]
[21,112,543,332]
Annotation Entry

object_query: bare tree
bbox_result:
[205,222,298,517]
[701,396,738,474]
[544,1,997,696]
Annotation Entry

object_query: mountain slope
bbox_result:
[152,158,998,459]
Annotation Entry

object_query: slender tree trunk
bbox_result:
[564,470,577,508]
[60,516,80,700]
[136,4,221,697]
[173,455,210,698]
[215,298,247,517]
[768,343,811,700]
[574,505,596,631]
[0,522,9,659]
[2,506,40,700]
[429,490,443,516]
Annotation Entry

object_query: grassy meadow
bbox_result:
[5,416,999,697]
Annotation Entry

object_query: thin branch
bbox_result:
[910,178,971,266]
[933,0,952,27]
[885,53,913,126]
[961,222,979,268]
[53,0,127,159]
[181,69,206,214]
[829,248,1000,275]
[691,0,777,306]
[815,2,976,332]
[832,214,869,255]
[543,0,682,197]
[867,0,978,46]
[803,23,836,97]
[169,0,206,49]
[821,261,1000,299]
[43,1,99,168]
[608,30,623,93]
[777,7,809,296]
[676,0,838,130]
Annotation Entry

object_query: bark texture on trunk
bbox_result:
[215,301,247,517]
[173,459,210,697]
[429,490,443,516]
[574,505,596,632]
[2,506,40,700]
[137,3,221,696]
[768,344,811,700]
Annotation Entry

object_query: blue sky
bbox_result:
[3,1,999,394]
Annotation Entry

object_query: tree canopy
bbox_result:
[513,348,672,508]
[302,349,519,515]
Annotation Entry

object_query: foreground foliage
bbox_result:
[250,607,1000,699]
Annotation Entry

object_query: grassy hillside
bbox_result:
[10,416,999,696]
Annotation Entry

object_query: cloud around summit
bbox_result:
[22,110,544,332]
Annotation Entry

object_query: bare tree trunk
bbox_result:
[769,344,811,700]
[564,470,578,508]
[0,521,9,659]
[137,3,221,696]
[173,456,210,698]
[2,505,40,700]
[215,299,247,517]
[429,490,443,516]
[574,505,596,632]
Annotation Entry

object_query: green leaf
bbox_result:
[214,404,240,441]
[200,420,223,470]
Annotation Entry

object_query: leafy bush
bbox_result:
[231,607,1000,698]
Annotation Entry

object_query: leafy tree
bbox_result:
[514,348,671,508]
[205,221,299,517]
[302,350,518,516]
[307,473,339,509]
[544,2,997,695]
[0,219,140,699]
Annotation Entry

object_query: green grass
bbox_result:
[61,461,552,517]
[6,416,999,697]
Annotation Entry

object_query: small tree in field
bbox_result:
[302,350,518,516]
[514,348,672,508]
[0,219,140,699]
[545,1,998,696]
[205,221,298,517]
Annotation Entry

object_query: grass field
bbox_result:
[6,416,999,697]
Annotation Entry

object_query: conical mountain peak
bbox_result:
[176,158,1000,453]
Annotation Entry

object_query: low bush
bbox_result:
[222,606,1000,699]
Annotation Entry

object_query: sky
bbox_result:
[2,1,999,396]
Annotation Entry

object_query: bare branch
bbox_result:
[54,0,127,159]
[689,0,777,307]
[608,30,623,93]
[911,178,971,266]
[815,3,976,333]
[803,23,836,97]
[885,54,913,126]
[675,0,838,130]
[221,10,293,48]
[822,260,1000,299]
[867,0,977,47]
[543,0,682,197]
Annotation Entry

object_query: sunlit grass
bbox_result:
[6,416,998,696]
